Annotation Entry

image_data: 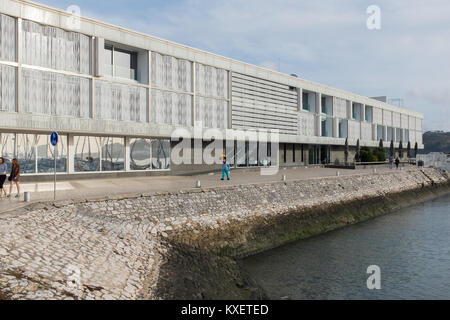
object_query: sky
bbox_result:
[37,0,450,131]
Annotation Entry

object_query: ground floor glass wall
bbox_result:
[0,132,170,174]
[0,133,67,173]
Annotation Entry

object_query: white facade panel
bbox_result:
[0,13,16,62]
[22,19,91,75]
[373,107,383,125]
[416,130,423,146]
[383,110,392,126]
[348,120,360,140]
[151,52,192,92]
[333,97,347,119]
[392,112,400,127]
[196,96,228,129]
[409,116,416,130]
[21,68,90,118]
[0,64,16,112]
[400,114,408,129]
[95,80,147,123]
[361,122,372,141]
[416,118,423,132]
[298,112,315,137]
[151,89,192,126]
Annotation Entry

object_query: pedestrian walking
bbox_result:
[8,158,21,198]
[221,157,230,181]
[395,156,400,169]
[0,157,7,198]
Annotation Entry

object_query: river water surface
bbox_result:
[242,194,450,299]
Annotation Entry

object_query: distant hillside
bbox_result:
[421,131,450,154]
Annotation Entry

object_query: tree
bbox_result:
[355,139,361,162]
[344,138,349,164]
[360,147,377,162]
[373,147,386,162]
[379,139,383,148]
[399,141,403,158]
[407,141,411,158]
[414,142,418,158]
[390,140,394,158]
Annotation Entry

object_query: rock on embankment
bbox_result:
[0,168,449,300]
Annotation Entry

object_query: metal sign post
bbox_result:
[50,132,58,200]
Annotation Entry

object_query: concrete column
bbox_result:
[347,100,352,120]
[148,50,152,123]
[91,37,95,119]
[16,18,22,113]
[333,117,339,138]
[67,134,75,174]
[315,115,322,137]
[316,92,321,115]
[361,104,366,122]
[228,71,232,129]
[192,61,196,126]
[383,126,388,141]
[297,87,302,111]
[372,123,377,141]
[125,137,130,171]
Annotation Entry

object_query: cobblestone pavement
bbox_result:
[0,167,446,300]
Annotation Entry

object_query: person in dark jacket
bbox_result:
[0,157,7,198]
[395,157,400,169]
[8,158,21,198]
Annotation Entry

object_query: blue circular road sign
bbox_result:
[50,131,58,146]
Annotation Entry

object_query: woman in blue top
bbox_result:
[0,157,7,197]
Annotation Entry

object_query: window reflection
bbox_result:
[101,137,124,171]
[130,138,151,170]
[36,134,67,173]
[16,134,36,173]
[74,136,100,172]
[0,133,15,172]
[151,139,170,170]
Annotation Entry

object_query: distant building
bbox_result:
[0,0,424,177]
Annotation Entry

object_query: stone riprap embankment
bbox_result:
[0,168,449,300]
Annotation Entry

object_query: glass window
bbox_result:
[302,91,315,113]
[387,127,393,142]
[0,133,15,172]
[130,138,151,170]
[74,136,101,172]
[258,141,270,167]
[352,103,362,121]
[16,134,36,174]
[321,116,333,137]
[236,140,247,167]
[101,137,124,171]
[151,139,170,170]
[225,140,235,166]
[339,119,348,138]
[248,141,258,166]
[405,129,409,142]
[365,106,373,122]
[396,128,401,142]
[114,48,137,80]
[36,134,67,173]
[321,96,333,115]
[377,125,384,141]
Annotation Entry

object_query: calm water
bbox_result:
[242,194,450,300]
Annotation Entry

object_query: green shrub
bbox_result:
[373,147,386,162]
[360,147,376,162]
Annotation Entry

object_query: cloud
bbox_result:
[38,0,450,131]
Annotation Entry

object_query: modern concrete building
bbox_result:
[0,0,424,178]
